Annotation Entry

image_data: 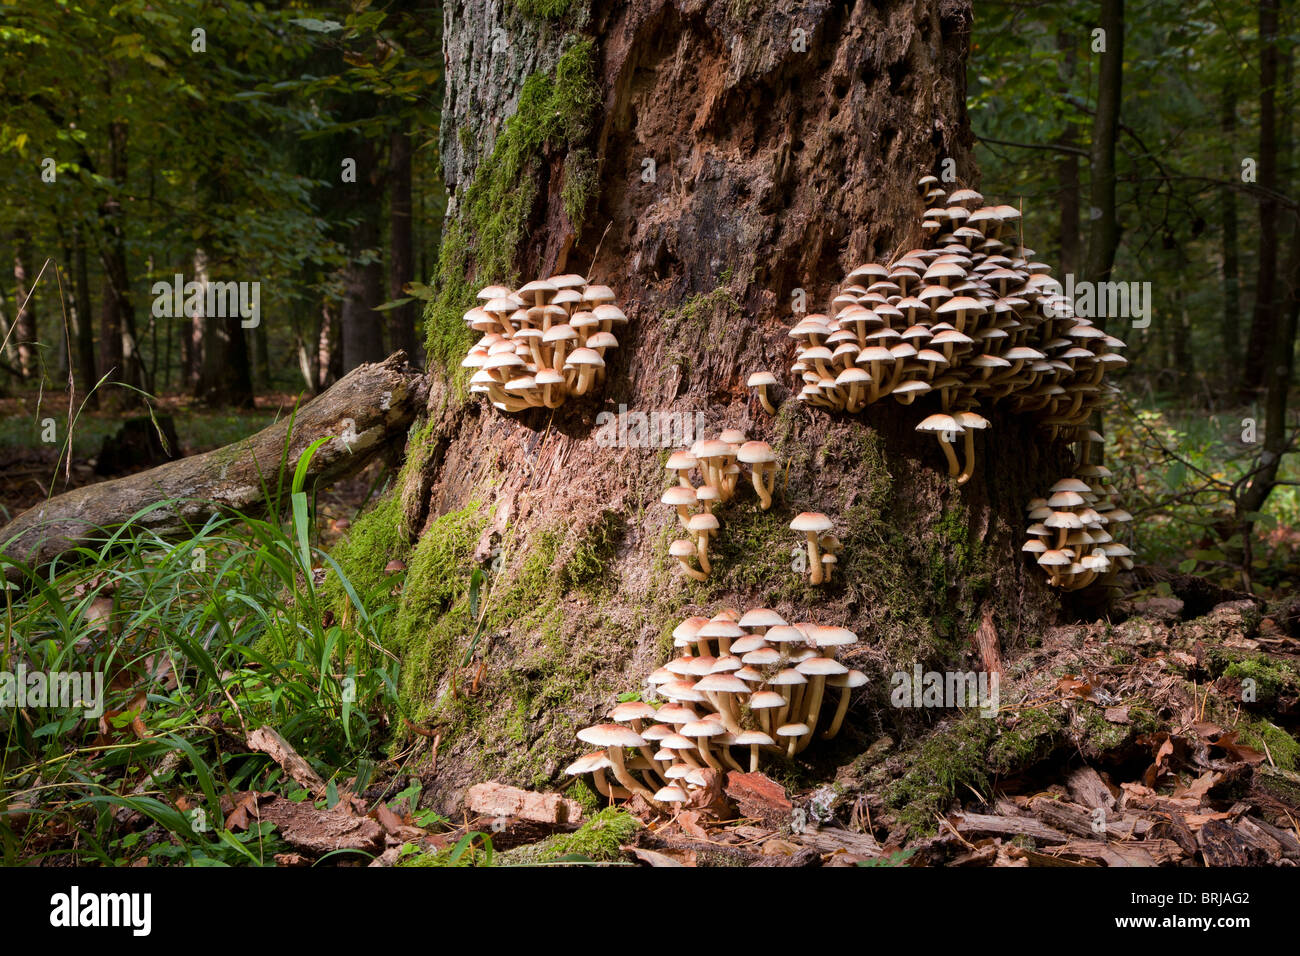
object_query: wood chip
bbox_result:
[465,781,583,825]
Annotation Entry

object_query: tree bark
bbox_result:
[0,353,425,579]
[1055,29,1081,278]
[1244,0,1279,393]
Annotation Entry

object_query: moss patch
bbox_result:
[500,807,640,864]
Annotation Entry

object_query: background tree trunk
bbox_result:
[1244,0,1279,393]
[11,227,39,380]
[353,0,1071,810]
[388,123,421,364]
[340,138,386,373]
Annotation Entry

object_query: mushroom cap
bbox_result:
[669,539,697,558]
[811,625,858,648]
[698,618,744,640]
[1051,478,1092,494]
[739,608,786,629]
[776,722,811,738]
[593,303,627,324]
[790,511,833,533]
[768,668,808,686]
[662,485,697,506]
[737,440,777,464]
[681,719,725,738]
[735,666,766,682]
[734,731,775,746]
[796,656,849,676]
[741,647,781,666]
[577,723,646,748]
[765,625,807,644]
[587,331,619,350]
[718,428,747,445]
[654,785,689,803]
[641,723,672,740]
[564,347,605,368]
[655,704,699,725]
[916,413,961,434]
[748,370,779,387]
[749,691,786,709]
[610,701,657,722]
[710,655,743,673]
[688,513,720,532]
[696,438,732,458]
[660,733,697,750]
[828,669,869,689]
[953,411,990,430]
[1037,550,1072,567]
[665,450,698,471]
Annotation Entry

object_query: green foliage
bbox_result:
[0,498,397,865]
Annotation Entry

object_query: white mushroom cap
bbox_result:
[790,512,833,533]
[577,723,646,748]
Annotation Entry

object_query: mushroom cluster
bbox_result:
[461,275,627,411]
[1023,452,1134,590]
[567,608,866,808]
[782,178,1128,484]
[663,430,779,581]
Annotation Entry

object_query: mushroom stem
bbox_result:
[590,768,630,801]
[574,366,596,396]
[797,677,827,753]
[696,739,723,773]
[748,745,762,773]
[608,747,658,803]
[937,430,960,476]
[696,531,713,575]
[674,554,708,582]
[758,387,776,416]
[719,746,745,774]
[805,533,824,585]
[821,687,854,739]
[957,428,978,485]
[751,465,773,510]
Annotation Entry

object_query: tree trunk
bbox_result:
[1055,29,1081,278]
[1220,85,1242,381]
[1244,0,1279,393]
[11,227,39,380]
[1083,0,1123,296]
[388,123,421,364]
[347,0,1072,809]
[98,119,146,397]
[72,222,98,407]
[340,139,387,373]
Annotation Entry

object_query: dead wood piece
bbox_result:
[1028,795,1153,840]
[1,352,425,579]
[465,781,583,826]
[792,825,885,858]
[255,795,385,856]
[724,771,792,827]
[950,811,1070,844]
[1066,766,1116,811]
[1050,839,1183,867]
[632,829,765,867]
[247,725,327,796]
[1198,818,1271,866]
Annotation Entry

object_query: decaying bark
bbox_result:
[1,352,425,577]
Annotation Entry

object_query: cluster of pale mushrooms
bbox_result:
[663,430,779,581]
[461,274,626,411]
[752,177,1128,486]
[790,511,841,585]
[567,609,866,808]
[1023,439,1134,590]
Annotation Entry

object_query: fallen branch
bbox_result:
[0,352,425,578]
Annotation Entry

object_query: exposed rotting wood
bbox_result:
[246,726,329,798]
[1,352,425,578]
[950,811,1071,844]
[465,781,584,826]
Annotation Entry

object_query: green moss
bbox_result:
[322,491,408,613]
[1222,655,1300,703]
[884,706,1068,831]
[500,807,639,864]
[509,0,584,19]
[424,38,601,386]
[1237,720,1300,771]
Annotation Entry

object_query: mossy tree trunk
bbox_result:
[334,0,1072,810]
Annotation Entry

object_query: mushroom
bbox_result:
[669,540,707,581]
[748,371,779,415]
[734,730,776,772]
[951,410,989,485]
[662,485,697,529]
[576,723,657,802]
[776,722,810,759]
[916,413,962,477]
[821,669,868,739]
[737,441,778,509]
[794,656,848,751]
[790,512,834,585]
[565,750,631,802]
[688,512,719,576]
